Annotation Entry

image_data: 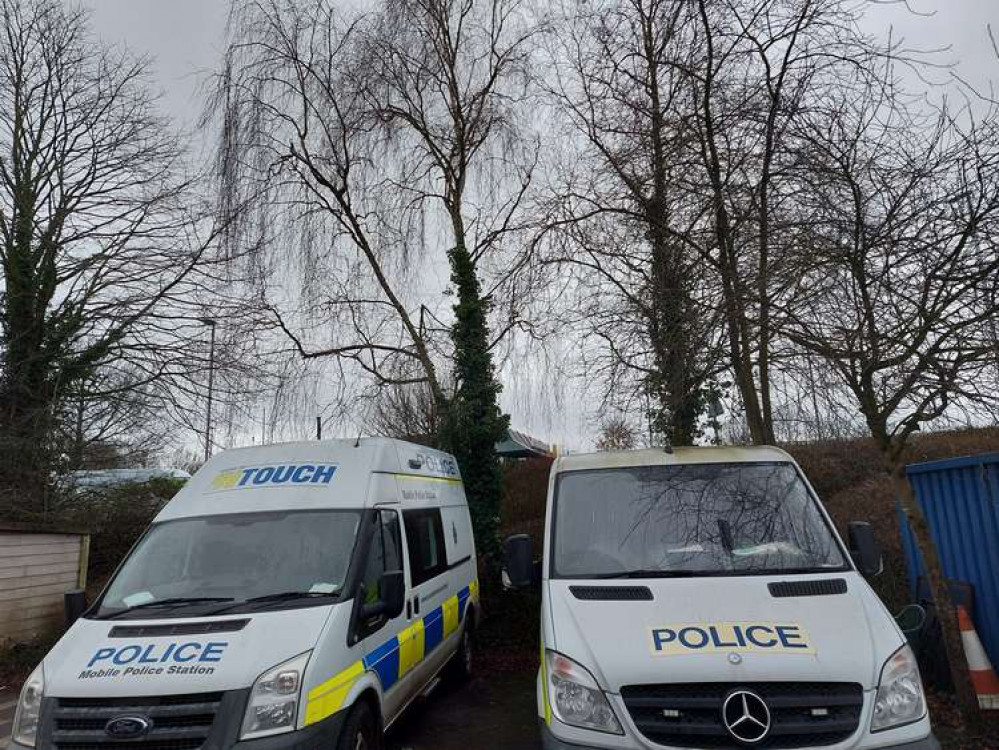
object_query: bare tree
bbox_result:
[216,0,453,403]
[215,0,541,557]
[596,416,639,451]
[665,0,889,444]
[368,381,442,445]
[0,0,227,512]
[541,0,725,446]
[783,83,999,729]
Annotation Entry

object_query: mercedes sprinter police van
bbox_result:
[504,446,939,750]
[9,438,480,750]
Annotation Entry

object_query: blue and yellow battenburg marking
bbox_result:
[303,580,479,725]
[211,464,337,491]
[648,621,814,656]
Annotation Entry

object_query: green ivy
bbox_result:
[439,242,509,565]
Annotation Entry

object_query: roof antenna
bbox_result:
[354,433,361,448]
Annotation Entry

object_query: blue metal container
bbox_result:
[899,453,999,666]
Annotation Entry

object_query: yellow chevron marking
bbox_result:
[398,619,426,678]
[304,661,365,725]
[392,473,463,485]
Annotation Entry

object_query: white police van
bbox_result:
[504,447,939,750]
[10,438,480,750]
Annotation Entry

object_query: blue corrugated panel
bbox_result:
[900,453,999,667]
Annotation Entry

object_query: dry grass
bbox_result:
[787,427,999,612]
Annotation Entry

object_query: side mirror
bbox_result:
[503,534,535,589]
[65,588,88,626]
[848,522,883,577]
[380,570,405,619]
[361,570,405,620]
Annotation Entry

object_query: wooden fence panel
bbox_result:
[0,528,89,645]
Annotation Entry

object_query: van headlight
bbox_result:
[240,651,311,739]
[872,644,925,732]
[545,650,622,735]
[13,662,45,747]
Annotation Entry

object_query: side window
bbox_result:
[362,510,403,606]
[403,509,448,586]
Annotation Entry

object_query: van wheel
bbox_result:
[338,701,380,750]
[448,623,474,683]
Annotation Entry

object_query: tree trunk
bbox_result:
[440,208,508,565]
[0,392,55,516]
[889,465,982,735]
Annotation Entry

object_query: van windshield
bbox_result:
[552,463,848,578]
[94,510,361,618]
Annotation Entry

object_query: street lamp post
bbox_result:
[199,318,217,461]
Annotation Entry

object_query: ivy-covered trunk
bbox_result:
[0,192,60,514]
[440,235,509,565]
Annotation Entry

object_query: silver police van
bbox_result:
[504,446,939,750]
[9,438,480,750]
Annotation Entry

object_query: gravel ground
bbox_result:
[386,669,540,750]
[1,687,16,748]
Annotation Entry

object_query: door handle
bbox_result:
[406,599,412,620]
[413,595,421,616]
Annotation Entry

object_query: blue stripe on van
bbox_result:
[423,605,444,655]
[363,636,400,690]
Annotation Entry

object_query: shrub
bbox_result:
[56,478,183,582]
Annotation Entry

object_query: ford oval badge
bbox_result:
[105,715,153,739]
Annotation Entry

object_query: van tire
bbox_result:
[447,620,474,683]
[338,701,380,750]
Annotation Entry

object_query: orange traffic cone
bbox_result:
[957,605,999,710]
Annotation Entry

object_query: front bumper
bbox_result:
[539,723,941,750]
[226,711,348,750]
[7,715,349,750]
[18,692,349,750]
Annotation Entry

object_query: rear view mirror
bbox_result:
[65,588,87,626]
[503,534,535,589]
[848,522,883,577]
[379,570,405,619]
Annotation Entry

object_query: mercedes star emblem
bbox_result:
[721,689,771,744]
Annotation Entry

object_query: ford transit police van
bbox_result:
[503,447,939,750]
[9,438,480,750]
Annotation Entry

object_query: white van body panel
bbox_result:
[538,447,936,750]
[544,575,906,691]
[156,439,458,522]
[44,606,336,697]
[31,438,478,750]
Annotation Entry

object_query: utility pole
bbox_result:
[199,318,217,461]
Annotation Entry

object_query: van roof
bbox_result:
[155,437,462,522]
[554,445,795,474]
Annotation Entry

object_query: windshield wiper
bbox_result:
[244,590,340,603]
[100,597,235,619]
[586,569,702,580]
[734,566,843,576]
[207,590,341,615]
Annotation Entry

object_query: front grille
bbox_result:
[52,693,223,750]
[620,682,863,748]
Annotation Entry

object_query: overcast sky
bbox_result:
[77,0,998,128]
[73,0,999,450]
